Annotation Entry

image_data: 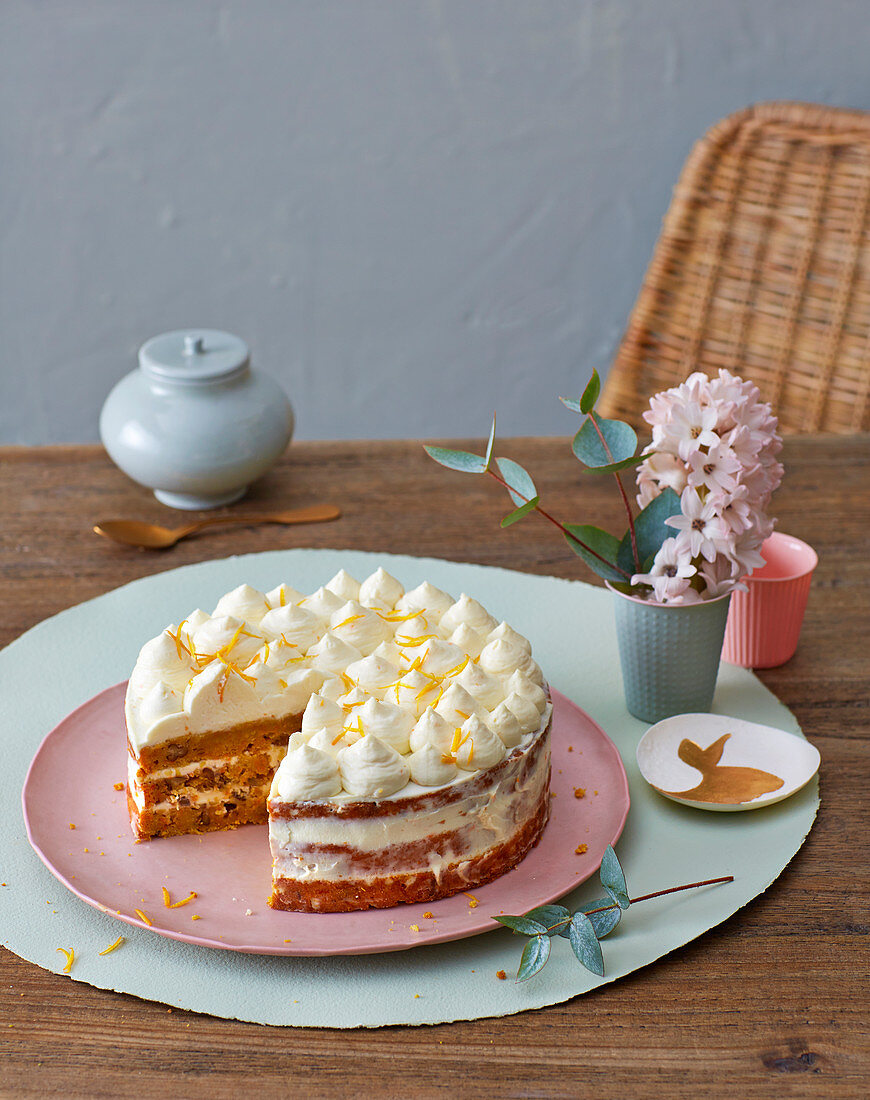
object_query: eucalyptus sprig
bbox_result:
[493,845,733,982]
[424,370,680,588]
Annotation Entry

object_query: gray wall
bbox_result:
[2,0,868,444]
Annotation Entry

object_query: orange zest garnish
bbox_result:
[396,634,437,647]
[56,947,75,973]
[450,728,462,754]
[444,655,470,678]
[378,609,423,623]
[573,787,586,799]
[331,729,347,746]
[463,893,480,908]
[423,912,434,919]
[575,843,588,855]
[69,823,76,830]
[455,709,470,720]
[496,970,507,980]
[113,782,124,791]
[163,887,197,909]
[98,936,125,956]
[415,682,438,702]
[333,613,365,630]
[440,753,457,765]
[341,673,355,693]
[467,739,474,764]
[134,909,153,926]
[191,914,201,921]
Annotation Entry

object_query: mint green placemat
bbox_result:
[0,550,818,1027]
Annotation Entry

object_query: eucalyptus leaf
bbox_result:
[484,415,496,471]
[600,845,630,910]
[517,934,551,981]
[581,898,622,938]
[494,456,537,507]
[562,524,627,583]
[559,396,583,414]
[572,416,638,473]
[616,487,682,575]
[501,497,539,528]
[525,904,571,934]
[568,912,605,976]
[580,369,601,414]
[492,914,549,936]
[423,446,487,474]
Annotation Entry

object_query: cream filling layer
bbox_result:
[129,745,286,812]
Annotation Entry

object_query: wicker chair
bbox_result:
[599,101,870,434]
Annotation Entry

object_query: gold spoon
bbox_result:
[93,503,341,549]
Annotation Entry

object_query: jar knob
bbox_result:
[183,334,205,356]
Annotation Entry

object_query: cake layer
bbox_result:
[128,783,272,841]
[269,791,550,912]
[267,710,551,911]
[131,717,301,772]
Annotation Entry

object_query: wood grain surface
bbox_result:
[1,437,868,1099]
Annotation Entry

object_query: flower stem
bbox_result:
[588,411,640,573]
[485,468,631,579]
[542,874,734,933]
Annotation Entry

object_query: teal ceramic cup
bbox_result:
[608,585,732,724]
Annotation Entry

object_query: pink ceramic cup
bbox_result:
[722,532,818,668]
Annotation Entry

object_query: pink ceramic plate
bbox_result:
[22,684,629,956]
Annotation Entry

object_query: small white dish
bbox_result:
[636,713,820,812]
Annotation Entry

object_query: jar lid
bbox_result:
[139,329,250,383]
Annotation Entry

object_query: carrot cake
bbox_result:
[124,567,552,911]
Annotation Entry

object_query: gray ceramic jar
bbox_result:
[100,329,294,510]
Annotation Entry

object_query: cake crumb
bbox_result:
[496,970,507,980]
[410,924,420,932]
[568,746,573,752]
[245,908,253,916]
[83,848,89,853]
[191,914,201,921]
[575,843,588,855]
[283,938,293,943]
[594,790,598,795]
[464,893,480,908]
[414,994,421,999]
[574,787,586,799]
[422,912,434,919]
[113,782,125,791]
[68,823,76,830]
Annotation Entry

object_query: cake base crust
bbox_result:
[268,777,551,912]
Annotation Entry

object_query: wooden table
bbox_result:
[1,437,867,1098]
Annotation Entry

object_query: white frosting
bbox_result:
[275,745,342,800]
[259,604,322,649]
[305,632,362,673]
[344,655,400,698]
[359,567,405,610]
[506,669,548,714]
[487,621,532,656]
[326,569,362,603]
[456,714,506,771]
[266,582,305,608]
[126,569,549,802]
[299,586,344,620]
[487,701,523,748]
[409,744,459,787]
[435,683,485,727]
[440,593,498,637]
[329,600,388,656]
[447,623,484,659]
[419,638,467,678]
[504,691,541,735]
[212,584,269,626]
[356,698,414,755]
[395,582,454,622]
[301,693,344,739]
[454,661,503,709]
[409,706,456,753]
[338,736,410,797]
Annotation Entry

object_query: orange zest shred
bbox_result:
[455,709,470,720]
[341,673,355,692]
[464,893,480,908]
[440,753,457,765]
[56,947,74,973]
[575,843,588,855]
[467,739,474,764]
[450,728,462,754]
[113,782,124,791]
[163,887,197,909]
[378,609,423,623]
[98,936,125,956]
[331,729,347,746]
[134,908,153,926]
[191,914,201,921]
[334,613,365,630]
[69,823,76,830]
[496,970,507,980]
[444,655,470,678]
[396,634,438,647]
[410,924,421,932]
